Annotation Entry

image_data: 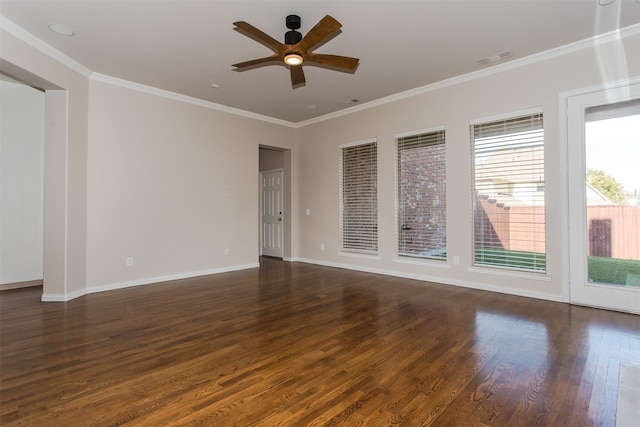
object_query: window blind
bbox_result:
[472,113,546,272]
[397,129,446,259]
[340,141,378,254]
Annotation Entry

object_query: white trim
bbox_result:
[296,258,564,303]
[469,106,544,126]
[338,137,377,149]
[558,77,640,305]
[0,280,42,291]
[41,263,259,301]
[569,301,640,315]
[4,13,639,129]
[0,16,92,77]
[559,77,640,101]
[42,288,85,302]
[62,90,70,297]
[394,125,445,139]
[563,80,640,313]
[86,263,259,295]
[90,73,293,127]
[296,24,640,128]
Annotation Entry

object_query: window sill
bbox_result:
[338,251,381,260]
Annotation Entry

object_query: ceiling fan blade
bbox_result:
[290,66,305,87]
[304,53,359,70]
[233,55,282,70]
[296,15,342,53]
[233,21,286,54]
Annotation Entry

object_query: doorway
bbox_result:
[567,81,640,313]
[0,61,71,301]
[259,146,291,260]
[0,75,45,290]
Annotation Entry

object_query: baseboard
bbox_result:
[41,263,260,302]
[86,263,260,296]
[295,257,566,304]
[0,280,43,291]
[42,288,86,302]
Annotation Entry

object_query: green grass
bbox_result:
[588,256,640,286]
[475,248,546,272]
[474,249,640,286]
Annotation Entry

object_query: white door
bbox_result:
[261,169,284,258]
[567,82,640,313]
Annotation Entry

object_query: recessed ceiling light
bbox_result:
[210,83,220,89]
[48,23,75,36]
[599,0,616,5]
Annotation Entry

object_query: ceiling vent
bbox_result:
[477,50,511,65]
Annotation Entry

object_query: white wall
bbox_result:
[294,29,640,302]
[2,14,638,303]
[0,80,45,284]
[86,78,295,292]
[1,25,90,300]
[2,18,296,300]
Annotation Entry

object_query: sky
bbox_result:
[585,113,640,196]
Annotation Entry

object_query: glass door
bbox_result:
[567,83,640,313]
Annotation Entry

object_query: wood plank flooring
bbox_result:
[1,258,639,426]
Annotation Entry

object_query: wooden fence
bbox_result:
[587,206,640,259]
[477,196,639,260]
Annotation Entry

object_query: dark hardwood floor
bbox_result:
[1,258,639,426]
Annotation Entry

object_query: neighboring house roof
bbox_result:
[586,182,615,206]
[478,182,613,209]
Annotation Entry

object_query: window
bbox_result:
[472,112,546,272]
[340,140,377,254]
[396,128,446,259]
[584,100,640,286]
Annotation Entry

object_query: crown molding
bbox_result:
[0,15,92,77]
[89,73,295,127]
[1,15,295,127]
[3,12,638,129]
[295,23,640,128]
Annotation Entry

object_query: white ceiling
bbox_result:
[1,0,639,124]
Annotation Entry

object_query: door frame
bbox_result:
[562,78,640,313]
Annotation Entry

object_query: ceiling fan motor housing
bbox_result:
[285,15,302,44]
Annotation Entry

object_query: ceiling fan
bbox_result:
[232,14,359,88]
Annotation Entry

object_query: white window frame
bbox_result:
[339,138,378,255]
[471,108,546,274]
[395,126,447,261]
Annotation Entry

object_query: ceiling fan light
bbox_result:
[284,53,303,66]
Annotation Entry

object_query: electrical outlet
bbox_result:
[453,256,460,265]
[306,208,310,216]
[320,243,325,251]
[224,248,230,256]
[126,257,134,266]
